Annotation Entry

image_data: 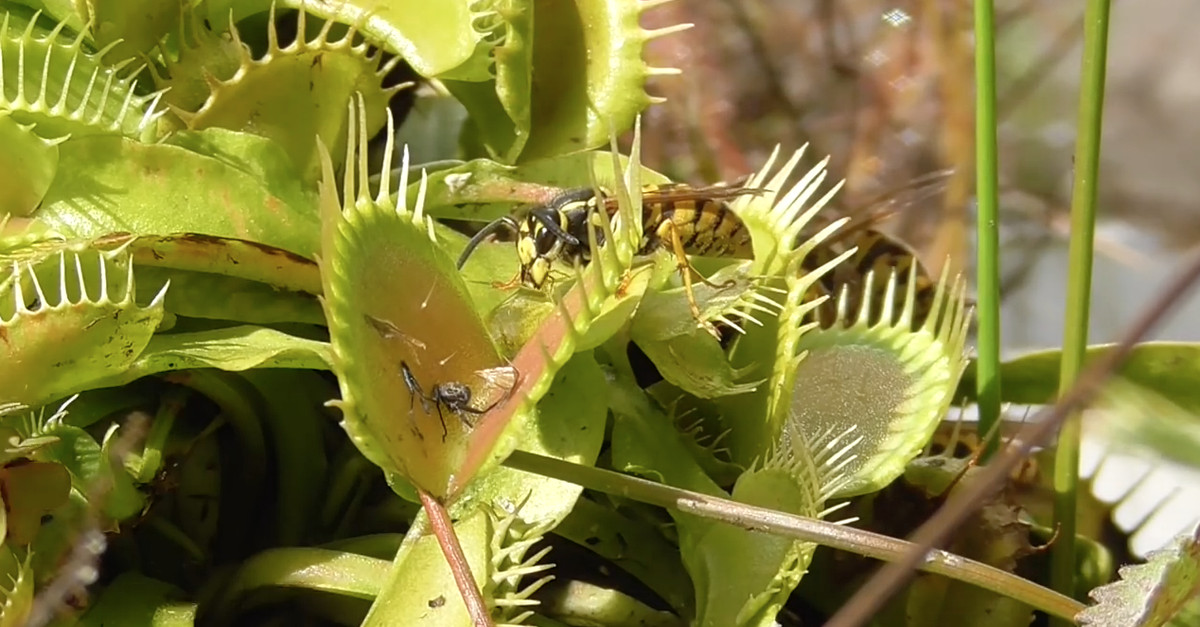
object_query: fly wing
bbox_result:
[464,365,520,412]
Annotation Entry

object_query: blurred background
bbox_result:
[627,0,1200,559]
[634,0,1200,350]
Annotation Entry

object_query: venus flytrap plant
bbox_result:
[3,1,1167,623]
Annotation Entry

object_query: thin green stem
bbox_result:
[503,450,1085,621]
[1052,0,1111,612]
[973,0,1002,461]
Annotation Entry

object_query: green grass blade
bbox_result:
[1053,0,1113,612]
[973,0,1002,461]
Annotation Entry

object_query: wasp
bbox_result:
[793,170,956,331]
[456,182,762,322]
[457,171,951,332]
[400,360,519,441]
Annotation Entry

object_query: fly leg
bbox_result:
[434,403,448,442]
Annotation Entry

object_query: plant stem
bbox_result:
[503,450,1085,621]
[973,0,1002,461]
[1052,0,1111,612]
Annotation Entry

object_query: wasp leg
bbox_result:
[491,271,524,291]
[663,221,714,325]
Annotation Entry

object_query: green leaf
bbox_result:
[362,510,491,627]
[631,279,764,399]
[78,572,196,627]
[131,265,325,325]
[958,342,1200,414]
[1078,525,1200,626]
[688,467,818,627]
[209,547,390,626]
[0,112,60,217]
[91,326,333,388]
[36,134,320,258]
[99,231,322,295]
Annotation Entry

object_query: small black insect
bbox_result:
[400,361,516,440]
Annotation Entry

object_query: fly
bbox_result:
[400,361,519,441]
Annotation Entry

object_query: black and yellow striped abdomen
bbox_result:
[640,197,755,259]
[802,228,936,330]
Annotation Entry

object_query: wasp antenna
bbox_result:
[457,216,520,269]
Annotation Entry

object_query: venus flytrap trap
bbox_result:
[0,244,168,409]
[0,546,32,626]
[786,264,970,498]
[318,97,506,498]
[0,10,166,141]
[168,4,407,182]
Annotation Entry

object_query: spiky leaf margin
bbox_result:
[259,0,497,80]
[0,11,164,141]
[714,148,851,466]
[0,244,168,408]
[516,0,687,161]
[148,4,246,114]
[1078,524,1200,626]
[179,6,405,182]
[731,145,846,277]
[0,546,32,627]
